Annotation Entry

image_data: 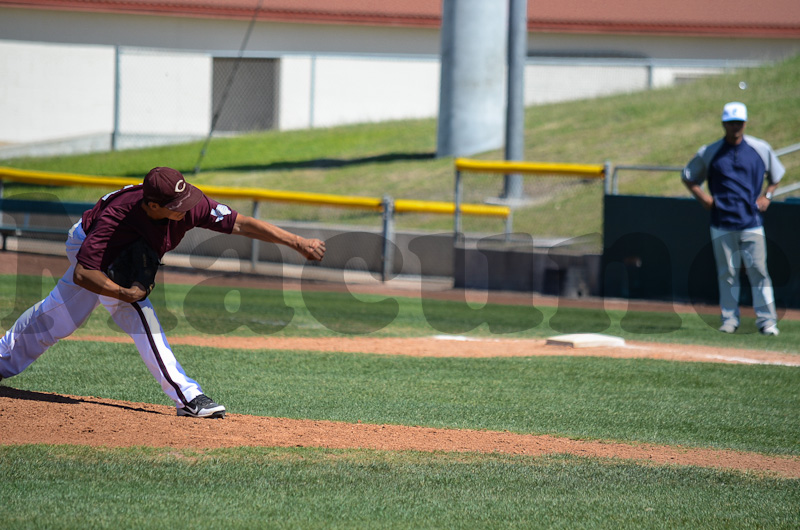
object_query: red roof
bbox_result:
[1,0,799,38]
[531,0,800,38]
[0,0,440,26]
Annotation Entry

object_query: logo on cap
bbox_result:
[143,167,203,212]
[722,102,747,122]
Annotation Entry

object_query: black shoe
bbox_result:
[177,394,226,418]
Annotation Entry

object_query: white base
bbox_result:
[545,333,625,348]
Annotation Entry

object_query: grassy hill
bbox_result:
[4,54,799,240]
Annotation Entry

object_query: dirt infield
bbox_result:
[64,334,800,366]
[2,252,799,478]
[2,385,799,478]
[3,335,799,478]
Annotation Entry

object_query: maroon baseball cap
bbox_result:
[142,167,203,212]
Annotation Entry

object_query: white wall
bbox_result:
[650,66,726,87]
[0,40,114,143]
[280,55,441,130]
[1,3,797,150]
[279,55,314,130]
[522,60,752,105]
[118,50,212,136]
[310,56,440,128]
[1,38,444,146]
[0,37,767,151]
[0,41,212,145]
[527,32,800,63]
[524,64,648,105]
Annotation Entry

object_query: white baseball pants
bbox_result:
[0,221,203,408]
[710,225,777,330]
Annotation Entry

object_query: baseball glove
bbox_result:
[105,239,161,302]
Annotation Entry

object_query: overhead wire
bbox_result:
[193,0,264,175]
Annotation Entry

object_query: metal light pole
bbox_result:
[502,0,527,200]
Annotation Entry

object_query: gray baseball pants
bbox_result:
[710,225,777,330]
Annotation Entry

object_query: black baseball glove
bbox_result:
[105,239,161,302]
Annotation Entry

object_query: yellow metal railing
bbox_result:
[0,162,607,280]
[454,158,605,178]
[452,158,609,238]
[0,167,510,219]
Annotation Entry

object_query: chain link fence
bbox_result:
[453,162,607,252]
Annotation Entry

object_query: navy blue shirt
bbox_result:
[707,140,765,230]
[683,134,785,232]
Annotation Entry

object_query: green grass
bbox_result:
[3,57,800,529]
[4,271,799,451]
[3,273,800,353]
[3,274,800,527]
[8,341,799,454]
[1,447,798,529]
[2,275,799,454]
[3,55,799,239]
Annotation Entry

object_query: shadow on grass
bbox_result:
[208,151,437,173]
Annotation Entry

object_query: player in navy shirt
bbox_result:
[682,102,784,335]
[0,168,326,417]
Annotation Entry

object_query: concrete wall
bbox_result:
[278,55,315,131]
[1,6,798,148]
[0,39,754,147]
[174,223,455,278]
[524,63,647,105]
[0,41,211,144]
[118,49,212,136]
[0,41,114,143]
[453,239,602,297]
[0,39,441,145]
[526,32,800,63]
[281,55,441,130]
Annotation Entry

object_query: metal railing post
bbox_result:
[112,45,121,151]
[604,160,613,195]
[250,200,260,270]
[454,169,463,244]
[381,195,395,282]
[309,54,317,128]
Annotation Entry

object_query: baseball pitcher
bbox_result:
[0,167,325,418]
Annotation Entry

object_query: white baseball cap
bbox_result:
[722,102,747,122]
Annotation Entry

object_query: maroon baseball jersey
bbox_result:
[77,184,239,272]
